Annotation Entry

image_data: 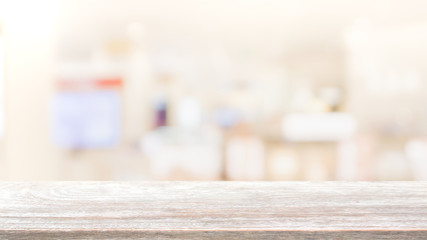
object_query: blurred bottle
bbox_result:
[266,146,299,180]
[225,122,265,180]
[303,149,330,181]
[151,75,171,129]
[374,151,411,181]
[153,97,168,128]
[337,135,378,180]
[406,139,427,180]
[177,96,202,130]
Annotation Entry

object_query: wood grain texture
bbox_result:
[0,182,426,239]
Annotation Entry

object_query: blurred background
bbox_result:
[0,0,427,180]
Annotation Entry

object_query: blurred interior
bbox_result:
[1,0,427,180]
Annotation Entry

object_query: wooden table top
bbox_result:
[0,182,426,239]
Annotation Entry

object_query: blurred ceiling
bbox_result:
[57,0,427,58]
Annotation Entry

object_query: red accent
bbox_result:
[57,78,123,90]
[95,78,123,88]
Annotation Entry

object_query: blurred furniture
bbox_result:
[141,127,222,180]
[1,182,426,239]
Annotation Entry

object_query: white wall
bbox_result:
[0,0,60,180]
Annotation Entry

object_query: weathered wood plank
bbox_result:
[0,182,426,239]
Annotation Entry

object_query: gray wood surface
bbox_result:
[0,182,426,239]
